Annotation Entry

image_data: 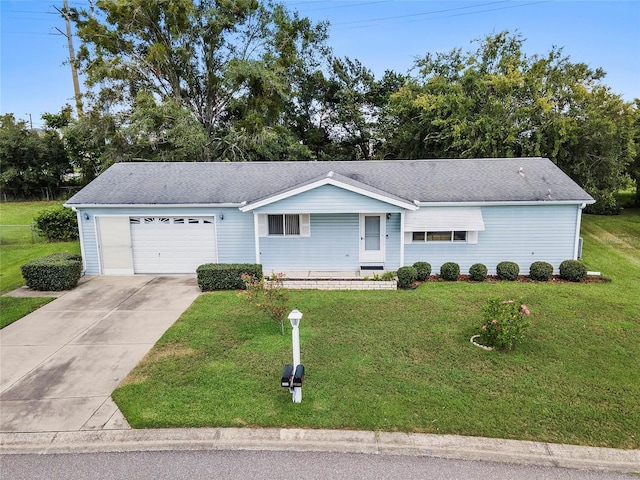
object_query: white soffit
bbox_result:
[405,207,485,231]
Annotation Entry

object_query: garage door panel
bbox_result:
[130,217,217,274]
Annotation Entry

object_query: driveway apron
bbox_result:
[0,276,200,432]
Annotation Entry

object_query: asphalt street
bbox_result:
[1,450,637,480]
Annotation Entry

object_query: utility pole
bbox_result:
[25,113,33,130]
[54,0,83,117]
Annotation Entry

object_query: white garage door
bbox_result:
[130,216,217,274]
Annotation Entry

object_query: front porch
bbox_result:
[271,271,397,290]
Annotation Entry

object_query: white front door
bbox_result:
[359,214,385,264]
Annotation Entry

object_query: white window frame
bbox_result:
[407,230,478,244]
[258,214,310,237]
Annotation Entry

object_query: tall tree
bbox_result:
[0,114,72,199]
[70,0,328,161]
[383,32,636,212]
[123,92,211,161]
[62,110,123,183]
[326,59,404,160]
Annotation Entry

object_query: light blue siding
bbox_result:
[215,208,255,264]
[404,205,580,274]
[256,185,404,272]
[77,201,581,276]
[260,214,360,272]
[385,213,401,270]
[79,214,99,274]
[255,185,404,214]
[76,206,252,274]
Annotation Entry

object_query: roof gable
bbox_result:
[239,171,418,212]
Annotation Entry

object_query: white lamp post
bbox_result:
[288,309,303,403]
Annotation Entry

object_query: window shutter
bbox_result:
[300,214,310,237]
[258,214,268,237]
[404,232,413,244]
[467,231,478,244]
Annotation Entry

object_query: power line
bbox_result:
[331,0,549,31]
[293,1,392,13]
[333,0,512,26]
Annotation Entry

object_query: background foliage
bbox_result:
[1,1,638,210]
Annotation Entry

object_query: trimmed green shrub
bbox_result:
[397,266,418,289]
[34,206,79,242]
[21,253,82,291]
[469,263,488,282]
[196,263,263,291]
[559,260,587,282]
[496,261,519,281]
[412,262,432,281]
[439,262,460,281]
[529,261,554,281]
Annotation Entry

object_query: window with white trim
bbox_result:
[268,214,300,235]
[411,231,467,242]
[258,214,310,237]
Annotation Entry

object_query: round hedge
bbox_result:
[439,262,460,281]
[412,261,432,281]
[468,263,488,282]
[529,261,554,281]
[496,261,519,281]
[397,266,418,289]
[559,260,587,282]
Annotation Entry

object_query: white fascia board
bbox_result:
[240,177,418,212]
[64,203,244,209]
[414,200,595,207]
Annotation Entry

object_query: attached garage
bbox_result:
[96,215,217,275]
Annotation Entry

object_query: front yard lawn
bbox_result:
[0,201,80,328]
[113,209,640,449]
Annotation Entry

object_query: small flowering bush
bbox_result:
[238,272,290,334]
[477,298,531,351]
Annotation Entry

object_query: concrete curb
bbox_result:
[1,428,639,473]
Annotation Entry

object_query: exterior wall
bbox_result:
[254,184,405,214]
[260,213,360,272]
[76,195,402,275]
[214,208,255,264]
[75,200,581,276]
[254,187,404,273]
[385,213,402,271]
[404,204,581,274]
[76,206,251,275]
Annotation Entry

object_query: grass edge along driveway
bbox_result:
[113,210,640,450]
[0,201,80,328]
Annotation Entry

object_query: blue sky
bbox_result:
[1,0,639,129]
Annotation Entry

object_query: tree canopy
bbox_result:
[70,0,329,161]
[0,114,72,199]
[7,1,638,210]
[381,32,636,211]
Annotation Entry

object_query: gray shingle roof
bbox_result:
[65,158,594,206]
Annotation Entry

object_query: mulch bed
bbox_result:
[417,274,611,286]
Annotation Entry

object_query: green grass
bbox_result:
[113,208,640,449]
[0,297,54,329]
[0,201,80,327]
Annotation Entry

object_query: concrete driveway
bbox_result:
[0,276,200,432]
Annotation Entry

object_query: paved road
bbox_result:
[1,450,636,480]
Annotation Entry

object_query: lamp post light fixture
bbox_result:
[288,309,303,403]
